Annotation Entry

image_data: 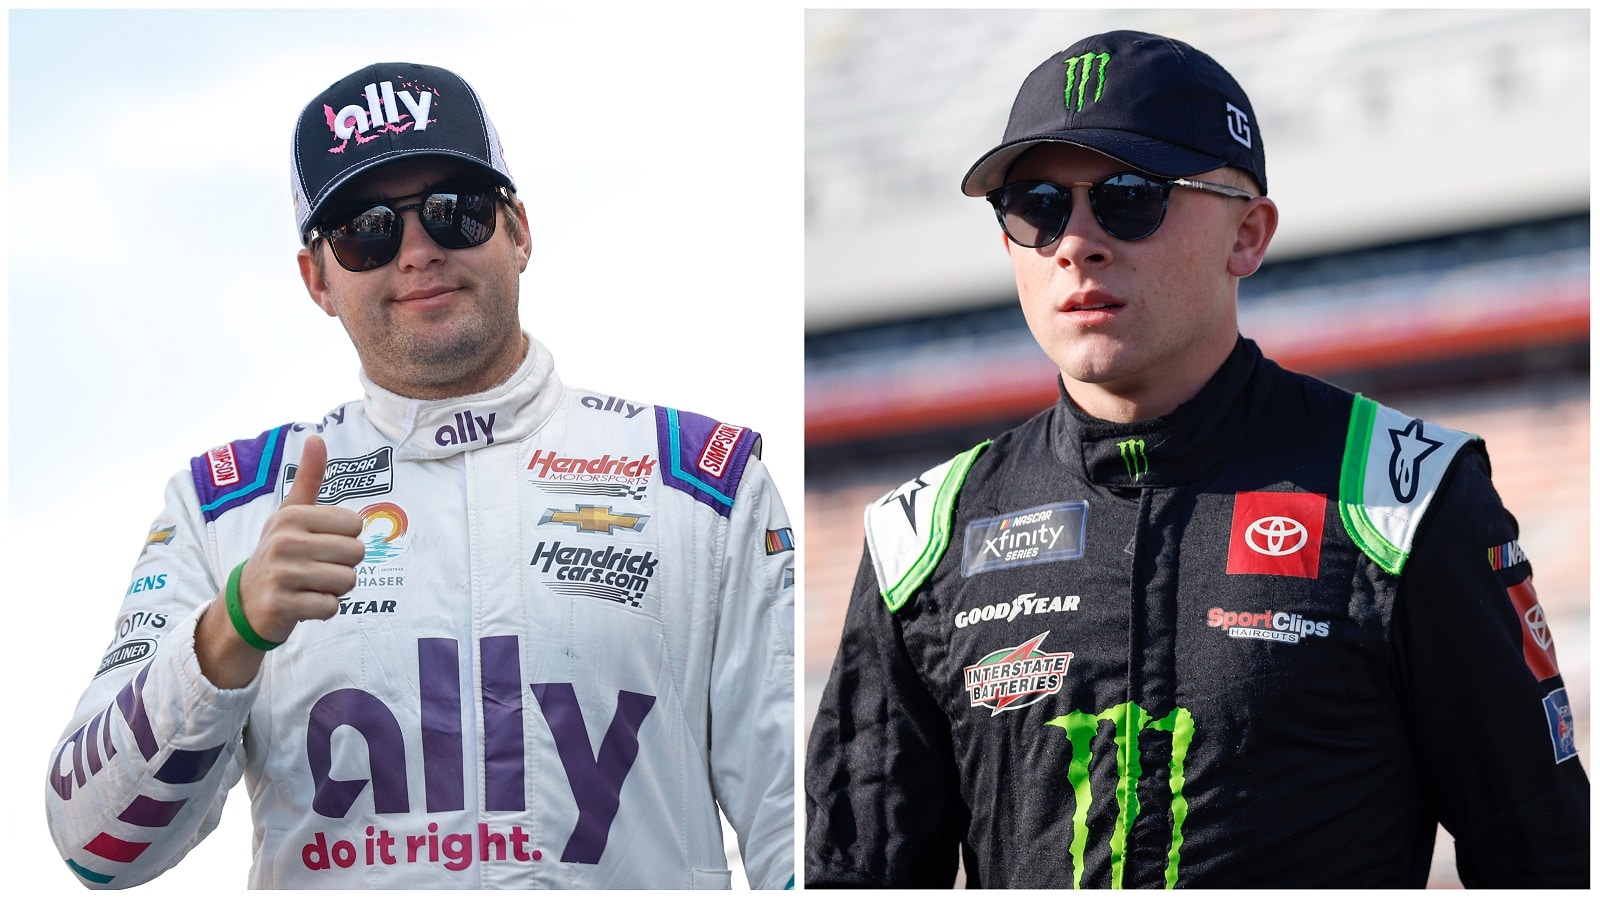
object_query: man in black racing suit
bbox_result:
[804,29,1588,888]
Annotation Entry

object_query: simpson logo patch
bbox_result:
[207,444,240,487]
[697,423,745,479]
[1507,577,1560,681]
[1226,492,1325,579]
[964,632,1073,716]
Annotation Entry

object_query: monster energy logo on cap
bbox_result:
[1047,702,1195,888]
[1063,51,1111,112]
[1117,439,1149,481]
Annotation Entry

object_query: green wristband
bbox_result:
[225,559,282,651]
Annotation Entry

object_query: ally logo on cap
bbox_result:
[324,78,439,153]
[1063,51,1111,113]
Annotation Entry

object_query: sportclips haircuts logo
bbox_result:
[1046,703,1195,888]
[1207,607,1329,644]
[963,502,1088,576]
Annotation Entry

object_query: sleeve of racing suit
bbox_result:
[804,544,967,888]
[1392,447,1589,887]
[44,468,258,888]
[709,456,796,889]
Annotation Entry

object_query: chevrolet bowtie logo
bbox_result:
[539,505,650,535]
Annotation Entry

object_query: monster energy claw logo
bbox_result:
[1063,51,1111,112]
[1117,439,1149,481]
[1046,703,1194,889]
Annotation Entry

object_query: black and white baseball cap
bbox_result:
[961,31,1266,196]
[290,62,516,243]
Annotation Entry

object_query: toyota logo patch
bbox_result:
[1244,516,1309,557]
[1226,491,1326,579]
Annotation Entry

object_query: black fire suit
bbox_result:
[805,337,1588,888]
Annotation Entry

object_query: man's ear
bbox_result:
[1227,197,1278,278]
[508,198,533,273]
[298,245,340,318]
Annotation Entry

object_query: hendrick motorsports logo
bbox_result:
[1207,607,1329,643]
[964,632,1073,716]
[962,501,1088,576]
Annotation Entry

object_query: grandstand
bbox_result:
[804,9,1589,888]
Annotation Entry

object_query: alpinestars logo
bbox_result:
[1063,51,1111,112]
[1387,418,1442,504]
[963,632,1073,716]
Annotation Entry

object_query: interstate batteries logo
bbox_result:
[1207,607,1330,644]
[962,501,1088,576]
[964,632,1073,716]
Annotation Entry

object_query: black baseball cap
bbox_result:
[961,31,1266,196]
[290,62,516,243]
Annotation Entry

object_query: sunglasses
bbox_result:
[310,184,511,272]
[986,173,1254,246]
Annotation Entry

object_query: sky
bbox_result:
[7,7,801,891]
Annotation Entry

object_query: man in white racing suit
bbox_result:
[44,61,796,890]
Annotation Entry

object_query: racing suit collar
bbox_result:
[1054,335,1267,488]
[359,333,563,459]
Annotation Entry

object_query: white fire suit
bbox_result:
[45,337,796,889]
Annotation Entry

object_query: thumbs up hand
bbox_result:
[232,435,366,645]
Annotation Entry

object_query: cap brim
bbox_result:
[302,151,515,242]
[961,131,1228,196]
